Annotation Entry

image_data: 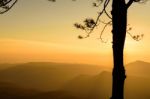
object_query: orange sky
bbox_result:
[0,0,150,67]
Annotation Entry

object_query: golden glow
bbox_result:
[0,0,150,66]
[0,39,112,66]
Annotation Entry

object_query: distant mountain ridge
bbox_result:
[62,71,150,99]
[0,62,102,91]
[0,60,150,99]
[0,60,150,91]
[126,60,150,77]
[0,63,17,71]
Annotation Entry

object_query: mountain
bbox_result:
[27,91,80,99]
[0,63,17,71]
[1,71,150,99]
[0,82,39,99]
[0,82,80,99]
[62,71,111,99]
[0,60,150,99]
[0,62,102,91]
[62,71,150,99]
[126,60,150,77]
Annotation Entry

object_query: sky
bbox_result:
[0,0,150,67]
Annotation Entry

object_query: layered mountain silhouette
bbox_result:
[0,82,40,99]
[0,63,16,71]
[0,62,102,91]
[0,60,150,99]
[62,71,150,99]
[126,60,150,77]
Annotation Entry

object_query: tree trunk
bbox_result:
[110,0,127,99]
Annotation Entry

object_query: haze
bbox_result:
[0,0,150,66]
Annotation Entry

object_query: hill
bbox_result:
[62,71,111,99]
[0,63,17,71]
[126,60,150,77]
[0,61,150,99]
[1,71,150,99]
[0,62,102,91]
[0,82,80,99]
[0,82,40,99]
[62,71,150,99]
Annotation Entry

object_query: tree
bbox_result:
[0,0,17,14]
[75,0,146,98]
[0,0,148,99]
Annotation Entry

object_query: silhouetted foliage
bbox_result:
[48,0,56,2]
[74,0,148,99]
[0,0,149,99]
[0,0,17,14]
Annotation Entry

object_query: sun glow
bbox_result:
[0,0,150,66]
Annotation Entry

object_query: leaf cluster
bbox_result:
[74,18,96,30]
[0,0,17,14]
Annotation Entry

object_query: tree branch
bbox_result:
[0,0,18,14]
[126,0,134,8]
[98,20,112,43]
